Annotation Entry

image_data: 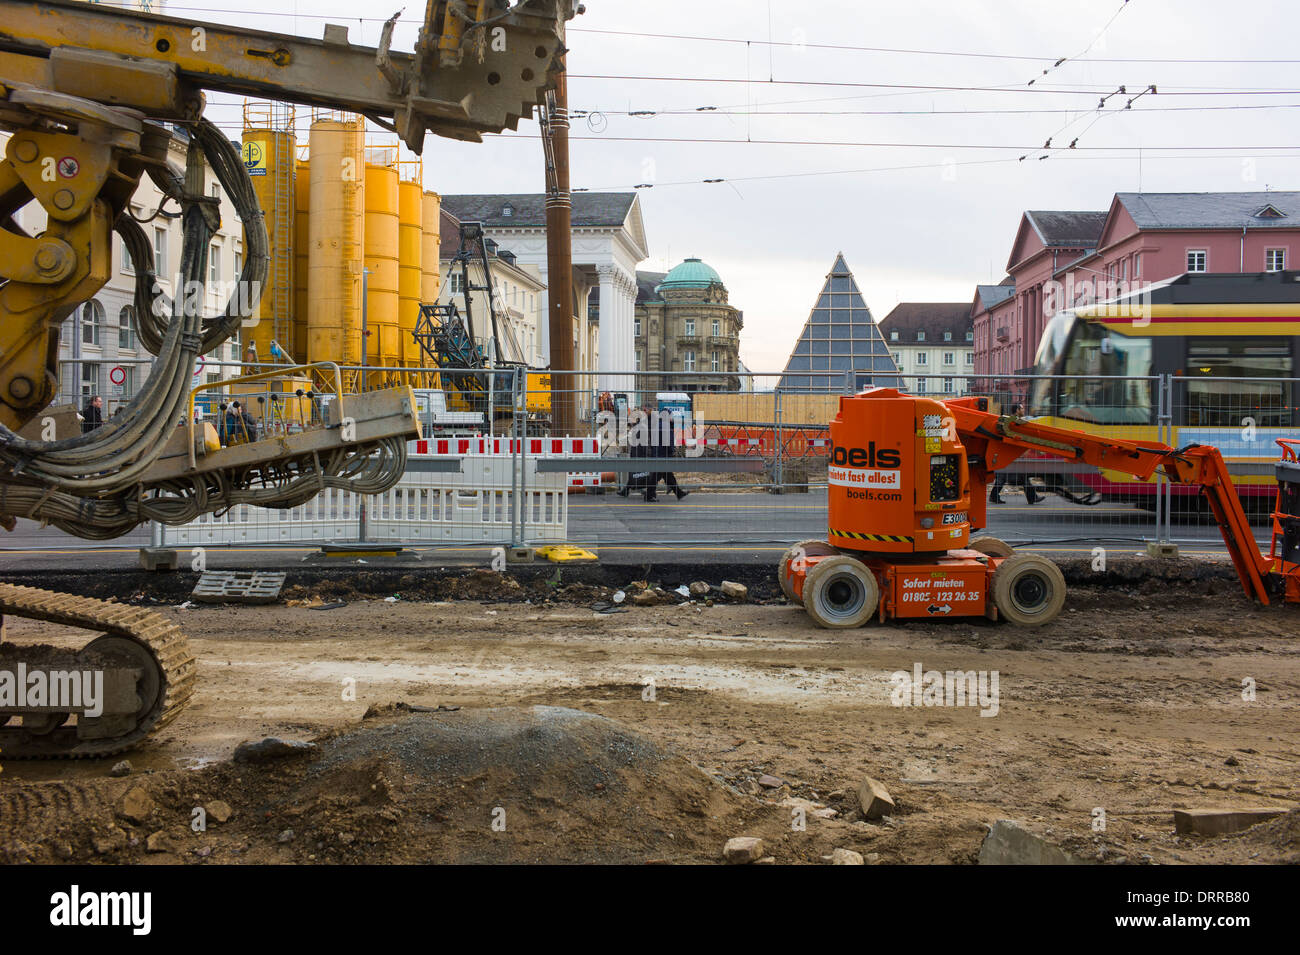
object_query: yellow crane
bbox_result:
[0,0,580,756]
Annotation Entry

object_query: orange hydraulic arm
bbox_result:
[945,397,1276,605]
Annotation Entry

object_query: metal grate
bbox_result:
[192,571,287,604]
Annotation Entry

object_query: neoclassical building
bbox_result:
[634,258,744,394]
[439,193,647,392]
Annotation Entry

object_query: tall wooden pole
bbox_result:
[544,57,577,435]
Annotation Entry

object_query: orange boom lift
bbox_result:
[780,388,1300,628]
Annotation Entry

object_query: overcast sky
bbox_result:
[195,0,1299,371]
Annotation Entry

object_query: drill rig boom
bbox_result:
[0,0,573,148]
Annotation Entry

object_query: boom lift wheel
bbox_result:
[779,539,837,602]
[991,554,1066,626]
[969,536,1014,558]
[802,556,879,629]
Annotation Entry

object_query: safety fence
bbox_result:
[31,361,1300,551]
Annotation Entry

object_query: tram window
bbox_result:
[1185,338,1291,427]
[1055,322,1154,424]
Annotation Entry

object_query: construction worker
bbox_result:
[989,403,1039,504]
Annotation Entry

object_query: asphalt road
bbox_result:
[0,487,1269,574]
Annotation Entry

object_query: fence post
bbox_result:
[510,366,523,548]
[1164,376,1175,548]
[773,386,784,494]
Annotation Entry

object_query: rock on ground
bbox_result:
[858,776,895,820]
[723,836,765,864]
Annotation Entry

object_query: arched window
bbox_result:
[82,300,105,346]
[118,305,136,350]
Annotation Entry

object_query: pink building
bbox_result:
[972,192,1300,380]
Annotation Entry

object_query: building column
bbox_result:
[596,264,616,390]
[617,270,636,393]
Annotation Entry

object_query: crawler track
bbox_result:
[0,584,195,758]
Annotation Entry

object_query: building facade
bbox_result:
[973,192,1300,380]
[437,208,546,367]
[878,303,974,395]
[439,193,648,390]
[633,259,743,394]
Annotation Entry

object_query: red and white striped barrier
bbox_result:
[411,436,600,457]
[411,434,603,491]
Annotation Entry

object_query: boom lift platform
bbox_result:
[780,388,1300,628]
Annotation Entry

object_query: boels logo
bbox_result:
[831,442,901,469]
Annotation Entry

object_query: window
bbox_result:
[1186,337,1292,427]
[80,362,100,399]
[889,331,898,341]
[448,272,463,295]
[234,250,242,277]
[916,352,928,366]
[943,351,955,366]
[154,227,167,275]
[965,352,973,365]
[943,377,954,394]
[118,306,135,350]
[1266,248,1286,272]
[684,318,695,337]
[683,350,696,372]
[917,331,926,342]
[915,377,927,394]
[635,351,641,371]
[711,351,719,372]
[209,243,220,286]
[1187,249,1207,272]
[81,300,104,346]
[634,316,641,337]
[122,240,135,273]
[966,331,973,342]
[944,331,952,342]
[712,319,720,337]
[1134,253,1142,278]
[893,352,903,366]
[230,329,241,361]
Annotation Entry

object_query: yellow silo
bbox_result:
[363,149,400,376]
[397,175,423,371]
[240,102,296,362]
[420,190,442,307]
[307,114,365,378]
[413,191,442,386]
[292,157,310,366]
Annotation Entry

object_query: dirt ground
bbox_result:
[1,570,1298,865]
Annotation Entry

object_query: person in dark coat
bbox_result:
[651,411,689,501]
[81,395,103,434]
[618,405,659,501]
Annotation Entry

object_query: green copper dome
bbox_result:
[657,257,723,291]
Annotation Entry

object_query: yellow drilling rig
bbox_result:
[0,0,581,757]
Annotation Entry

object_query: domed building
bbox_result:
[634,257,744,394]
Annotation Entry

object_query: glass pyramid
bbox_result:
[777,254,901,392]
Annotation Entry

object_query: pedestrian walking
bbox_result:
[81,395,102,434]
